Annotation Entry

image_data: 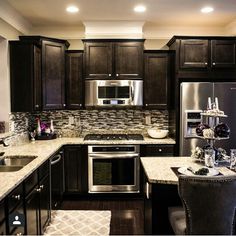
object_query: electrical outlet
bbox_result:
[145,115,151,125]
[10,121,15,132]
[68,116,74,125]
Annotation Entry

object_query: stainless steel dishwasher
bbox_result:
[50,150,64,209]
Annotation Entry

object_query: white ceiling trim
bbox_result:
[83,21,145,39]
[0,1,31,35]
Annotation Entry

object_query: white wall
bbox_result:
[0,37,10,130]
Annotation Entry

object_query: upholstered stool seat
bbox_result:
[168,175,236,235]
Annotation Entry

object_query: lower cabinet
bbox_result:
[141,144,175,157]
[143,175,181,235]
[0,200,6,235]
[64,145,88,194]
[25,160,50,235]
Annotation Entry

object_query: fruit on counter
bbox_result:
[214,123,230,138]
[196,123,210,136]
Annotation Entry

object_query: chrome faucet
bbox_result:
[0,139,9,147]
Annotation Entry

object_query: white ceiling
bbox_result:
[5,0,236,27]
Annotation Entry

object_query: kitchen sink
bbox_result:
[0,155,37,171]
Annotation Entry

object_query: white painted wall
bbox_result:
[0,37,10,131]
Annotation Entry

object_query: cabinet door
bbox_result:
[180,39,208,69]
[33,46,42,111]
[115,42,143,79]
[42,40,66,110]
[84,42,112,79]
[25,188,39,235]
[0,200,6,235]
[64,146,88,193]
[144,53,170,109]
[39,174,50,234]
[66,51,83,109]
[211,40,236,68]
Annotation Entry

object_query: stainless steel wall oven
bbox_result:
[88,145,140,193]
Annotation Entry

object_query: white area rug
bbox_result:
[44,210,111,235]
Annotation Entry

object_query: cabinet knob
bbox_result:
[108,74,111,77]
[12,194,21,200]
[212,62,216,66]
[63,104,66,107]
[116,74,119,77]
[205,62,208,65]
[40,185,44,190]
[35,104,39,108]
[145,104,148,106]
[79,104,82,107]
[16,233,22,236]
[36,188,41,192]
[158,148,162,152]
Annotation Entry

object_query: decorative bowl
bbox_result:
[147,129,168,139]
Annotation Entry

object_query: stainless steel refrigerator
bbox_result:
[180,82,236,156]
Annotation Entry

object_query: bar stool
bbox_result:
[168,175,236,235]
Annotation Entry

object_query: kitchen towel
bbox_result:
[44,210,111,235]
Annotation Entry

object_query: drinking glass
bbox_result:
[230,149,236,170]
[204,148,215,168]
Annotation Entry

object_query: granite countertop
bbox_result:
[141,157,236,185]
[0,136,175,201]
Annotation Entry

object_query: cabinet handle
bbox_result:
[63,104,66,107]
[145,104,148,106]
[212,62,216,66]
[108,74,111,77]
[12,194,21,200]
[40,185,44,190]
[36,188,41,192]
[146,182,152,199]
[204,62,208,65]
[158,148,162,152]
[35,104,39,108]
[116,74,119,77]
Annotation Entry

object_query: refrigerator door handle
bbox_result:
[230,88,236,90]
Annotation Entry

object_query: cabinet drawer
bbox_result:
[142,145,174,156]
[38,160,49,181]
[7,184,23,213]
[25,170,38,196]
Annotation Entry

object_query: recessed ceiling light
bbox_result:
[66,5,79,13]
[134,5,146,13]
[201,6,214,13]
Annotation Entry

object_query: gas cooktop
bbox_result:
[84,134,144,141]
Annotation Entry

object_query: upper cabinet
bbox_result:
[83,39,145,80]
[167,36,236,77]
[66,50,84,109]
[10,36,69,112]
[144,51,174,109]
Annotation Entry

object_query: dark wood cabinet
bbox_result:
[66,50,84,109]
[42,40,66,110]
[83,39,144,79]
[0,200,6,235]
[6,183,25,235]
[10,36,69,112]
[179,39,208,69]
[64,145,88,194]
[168,36,236,73]
[24,161,50,235]
[115,42,143,79]
[141,144,175,157]
[144,51,173,109]
[211,40,236,68]
[84,42,113,79]
[10,42,42,112]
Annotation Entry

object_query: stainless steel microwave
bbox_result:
[85,80,143,107]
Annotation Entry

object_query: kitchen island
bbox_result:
[140,156,236,235]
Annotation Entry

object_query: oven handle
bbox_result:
[89,153,139,159]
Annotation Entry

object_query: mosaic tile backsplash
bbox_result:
[2,109,169,146]
[30,109,169,137]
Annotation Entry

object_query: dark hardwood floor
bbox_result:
[61,199,144,235]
